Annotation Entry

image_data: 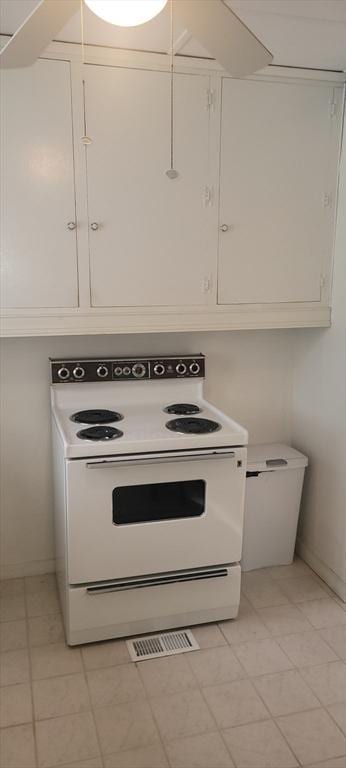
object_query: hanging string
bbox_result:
[81,0,85,68]
[80,0,92,144]
[166,0,178,179]
[169,0,174,170]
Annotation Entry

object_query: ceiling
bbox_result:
[1,0,346,71]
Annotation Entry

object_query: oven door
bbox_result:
[66,447,246,584]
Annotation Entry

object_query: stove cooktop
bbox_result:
[165,417,221,434]
[50,355,248,456]
[164,403,202,415]
[71,409,123,425]
[77,426,123,441]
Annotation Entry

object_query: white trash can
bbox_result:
[241,444,308,571]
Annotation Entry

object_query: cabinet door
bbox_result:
[0,59,78,309]
[218,78,338,305]
[84,66,215,307]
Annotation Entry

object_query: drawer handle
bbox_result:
[86,568,229,594]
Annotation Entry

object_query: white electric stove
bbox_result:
[51,354,248,645]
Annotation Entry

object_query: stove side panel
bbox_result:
[52,418,68,635]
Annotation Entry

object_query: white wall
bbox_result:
[0,329,294,578]
[291,127,346,599]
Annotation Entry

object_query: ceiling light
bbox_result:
[84,0,168,28]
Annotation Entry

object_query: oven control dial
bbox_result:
[189,362,200,375]
[97,365,108,379]
[57,366,70,381]
[153,363,165,376]
[132,363,146,378]
[123,366,131,376]
[114,366,123,377]
[176,362,187,375]
[73,366,85,380]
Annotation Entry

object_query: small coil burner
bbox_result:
[77,426,123,441]
[71,409,123,424]
[164,403,202,416]
[165,417,221,434]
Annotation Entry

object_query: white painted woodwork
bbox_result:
[84,65,215,307]
[218,78,340,305]
[0,305,332,338]
[0,43,343,335]
[0,58,78,308]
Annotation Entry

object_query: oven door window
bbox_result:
[112,479,206,524]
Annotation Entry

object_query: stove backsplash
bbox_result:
[50,354,205,383]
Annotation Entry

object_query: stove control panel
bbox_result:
[50,355,205,383]
[150,357,205,379]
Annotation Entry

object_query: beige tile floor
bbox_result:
[0,560,345,768]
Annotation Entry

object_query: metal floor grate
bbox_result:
[126,629,199,661]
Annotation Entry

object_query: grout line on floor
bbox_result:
[316,628,346,660]
[326,697,346,740]
[142,690,176,767]
[273,704,346,767]
[80,640,105,768]
[27,621,39,768]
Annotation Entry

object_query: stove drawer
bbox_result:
[65,564,241,645]
[66,448,246,584]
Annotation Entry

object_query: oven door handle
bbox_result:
[85,451,236,469]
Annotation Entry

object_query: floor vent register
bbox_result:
[126,629,199,661]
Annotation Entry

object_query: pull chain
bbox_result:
[166,0,178,179]
[80,0,92,145]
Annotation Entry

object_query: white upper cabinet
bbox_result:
[0,59,78,309]
[218,78,340,305]
[0,44,343,336]
[84,66,215,307]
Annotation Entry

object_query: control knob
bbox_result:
[153,363,165,376]
[176,362,187,375]
[57,366,70,381]
[73,366,85,380]
[123,366,131,376]
[132,363,146,378]
[114,366,123,377]
[190,362,200,375]
[97,365,108,379]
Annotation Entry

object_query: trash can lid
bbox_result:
[247,443,308,472]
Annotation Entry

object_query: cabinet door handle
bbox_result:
[90,222,99,230]
[220,224,231,232]
[67,221,76,230]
